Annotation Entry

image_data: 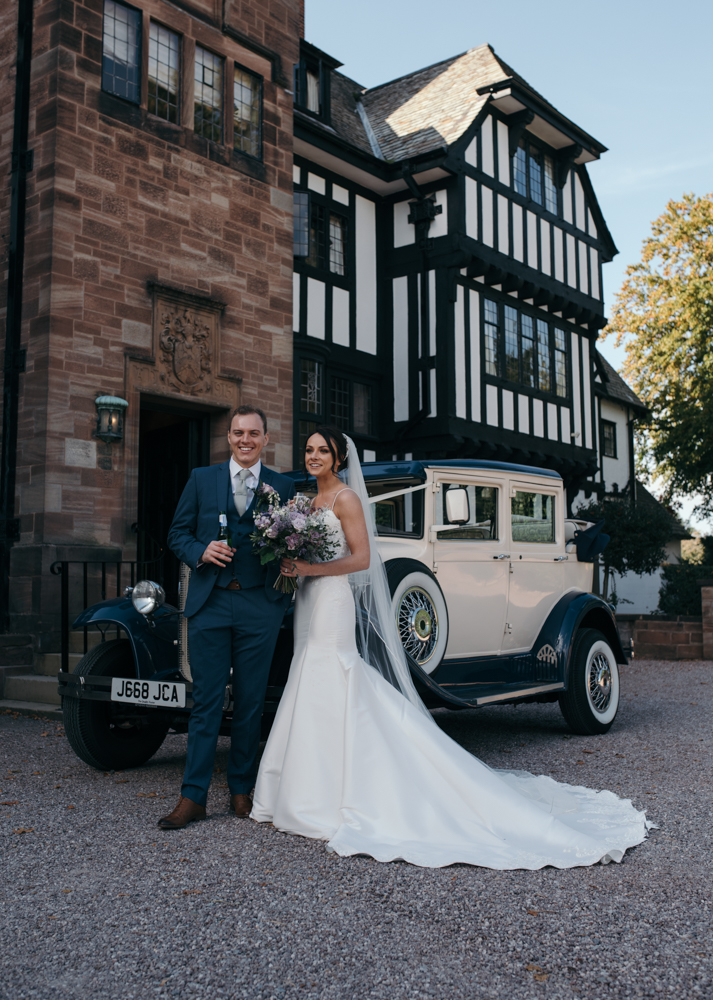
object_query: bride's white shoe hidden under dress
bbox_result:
[251,510,650,870]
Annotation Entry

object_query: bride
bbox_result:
[250,427,650,869]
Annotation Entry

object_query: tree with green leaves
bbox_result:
[575,496,672,604]
[605,193,713,515]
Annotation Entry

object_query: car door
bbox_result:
[432,476,509,657]
[501,480,565,653]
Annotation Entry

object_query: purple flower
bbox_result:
[285,533,300,550]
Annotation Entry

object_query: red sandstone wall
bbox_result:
[0,1,19,433]
[14,0,299,565]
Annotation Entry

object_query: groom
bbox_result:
[159,405,295,829]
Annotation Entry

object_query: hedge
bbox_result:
[658,564,713,616]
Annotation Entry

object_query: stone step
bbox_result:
[0,634,34,668]
[35,653,84,676]
[4,674,61,706]
[0,699,63,721]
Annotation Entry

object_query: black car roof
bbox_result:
[285,459,562,485]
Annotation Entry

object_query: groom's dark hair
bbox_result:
[307,425,348,475]
[229,405,267,433]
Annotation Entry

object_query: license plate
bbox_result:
[111,677,186,708]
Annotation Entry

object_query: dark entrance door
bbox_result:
[137,402,211,605]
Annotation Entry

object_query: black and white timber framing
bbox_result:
[291,42,623,510]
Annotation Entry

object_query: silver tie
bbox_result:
[234,468,251,516]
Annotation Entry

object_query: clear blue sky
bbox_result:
[305,0,713,373]
[306,0,713,528]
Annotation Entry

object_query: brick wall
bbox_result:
[2,0,300,643]
[632,616,703,661]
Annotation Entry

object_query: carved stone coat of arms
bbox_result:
[159,306,213,393]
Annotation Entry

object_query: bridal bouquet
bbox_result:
[250,493,339,594]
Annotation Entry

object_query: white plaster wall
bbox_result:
[355,195,377,354]
[599,398,630,491]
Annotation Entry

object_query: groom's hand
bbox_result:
[201,541,235,567]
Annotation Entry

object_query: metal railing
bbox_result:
[50,557,162,674]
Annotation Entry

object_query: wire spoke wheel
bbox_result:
[559,628,620,735]
[588,651,613,713]
[397,586,439,666]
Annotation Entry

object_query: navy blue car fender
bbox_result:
[72,598,179,680]
[533,591,627,689]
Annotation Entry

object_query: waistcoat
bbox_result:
[215,486,266,590]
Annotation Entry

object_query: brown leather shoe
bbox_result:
[230,793,253,817]
[157,796,206,830]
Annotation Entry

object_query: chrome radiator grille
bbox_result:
[178,561,192,681]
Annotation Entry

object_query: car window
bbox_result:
[437,483,499,541]
[367,481,424,538]
[511,491,555,543]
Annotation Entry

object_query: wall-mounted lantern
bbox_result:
[94,395,128,444]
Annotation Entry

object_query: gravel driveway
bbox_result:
[2,658,711,1000]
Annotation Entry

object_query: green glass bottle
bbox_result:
[218,511,231,548]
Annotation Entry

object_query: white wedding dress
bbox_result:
[251,508,650,869]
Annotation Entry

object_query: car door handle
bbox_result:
[492,553,510,560]
[553,555,569,561]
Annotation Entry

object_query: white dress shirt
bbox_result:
[230,456,261,512]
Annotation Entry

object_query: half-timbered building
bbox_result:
[291,41,617,512]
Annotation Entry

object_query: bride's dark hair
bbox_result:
[306,425,349,475]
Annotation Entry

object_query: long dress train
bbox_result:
[251,510,649,870]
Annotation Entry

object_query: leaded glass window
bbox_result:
[554,329,568,397]
[353,383,372,435]
[293,192,309,257]
[194,46,223,143]
[513,145,527,197]
[328,214,346,275]
[307,203,325,269]
[521,314,535,387]
[529,147,543,206]
[330,377,350,427]
[504,305,519,382]
[537,319,551,393]
[233,66,261,158]
[544,156,558,214]
[484,300,499,376]
[102,0,141,103]
[148,23,179,123]
[300,358,323,414]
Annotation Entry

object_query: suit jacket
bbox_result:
[167,460,296,618]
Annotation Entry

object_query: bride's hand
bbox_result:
[280,556,311,577]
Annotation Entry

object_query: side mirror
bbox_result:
[445,488,470,526]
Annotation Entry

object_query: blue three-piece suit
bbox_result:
[167,461,295,805]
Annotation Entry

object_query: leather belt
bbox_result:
[216,580,241,590]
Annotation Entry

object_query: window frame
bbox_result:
[232,62,263,161]
[102,0,143,105]
[601,419,617,459]
[147,20,181,124]
[292,186,350,284]
[193,44,224,144]
[482,298,570,401]
[435,481,501,542]
[509,487,557,546]
[511,137,559,217]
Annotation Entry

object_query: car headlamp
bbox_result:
[131,580,166,615]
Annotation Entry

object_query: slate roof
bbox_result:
[594,351,648,413]
[320,44,571,163]
[361,45,514,161]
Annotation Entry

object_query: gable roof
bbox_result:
[594,351,647,414]
[635,481,691,540]
[359,44,508,162]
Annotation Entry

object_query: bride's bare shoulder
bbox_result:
[332,487,363,517]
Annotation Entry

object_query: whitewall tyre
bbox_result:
[559,627,620,735]
[386,559,449,675]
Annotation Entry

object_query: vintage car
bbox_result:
[59,459,620,771]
